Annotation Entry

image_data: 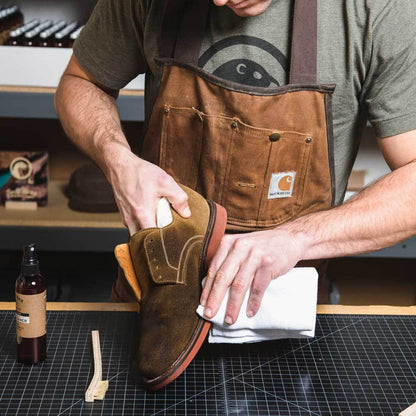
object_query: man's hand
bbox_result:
[106,144,191,235]
[55,54,191,235]
[200,228,305,324]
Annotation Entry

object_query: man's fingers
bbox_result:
[246,262,273,317]
[126,220,140,237]
[224,255,260,324]
[164,180,191,218]
[205,239,246,318]
[200,235,235,307]
[203,251,243,319]
[135,208,157,230]
[203,269,235,319]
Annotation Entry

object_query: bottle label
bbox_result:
[15,291,46,339]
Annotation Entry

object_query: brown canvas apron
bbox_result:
[142,0,336,233]
[112,0,335,303]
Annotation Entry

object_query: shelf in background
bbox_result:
[0,180,123,229]
[0,85,144,121]
[0,180,128,252]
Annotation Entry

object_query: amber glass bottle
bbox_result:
[15,244,47,364]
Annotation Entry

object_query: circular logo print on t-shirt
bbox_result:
[198,35,288,87]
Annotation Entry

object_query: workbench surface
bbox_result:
[0,303,415,415]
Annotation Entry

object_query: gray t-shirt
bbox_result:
[73,0,416,205]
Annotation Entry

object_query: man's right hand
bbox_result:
[55,54,190,235]
[105,144,191,235]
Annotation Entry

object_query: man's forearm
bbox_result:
[54,74,130,177]
[55,72,192,233]
[282,161,416,259]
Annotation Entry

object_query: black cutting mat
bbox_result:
[0,311,416,416]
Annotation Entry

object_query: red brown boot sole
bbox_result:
[145,201,227,391]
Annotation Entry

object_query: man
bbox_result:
[55,0,416,326]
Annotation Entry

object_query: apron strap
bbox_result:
[160,0,185,60]
[289,0,317,84]
[161,0,210,64]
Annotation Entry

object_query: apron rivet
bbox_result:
[231,121,238,130]
[163,107,170,114]
[269,132,281,142]
[306,137,312,143]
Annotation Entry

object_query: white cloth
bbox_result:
[196,267,318,343]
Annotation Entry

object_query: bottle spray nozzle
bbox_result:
[23,244,38,264]
[21,244,40,274]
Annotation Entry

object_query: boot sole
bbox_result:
[145,201,227,391]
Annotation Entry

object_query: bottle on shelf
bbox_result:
[0,5,24,44]
[67,25,84,48]
[0,5,23,30]
[53,21,78,48]
[23,20,53,46]
[5,19,40,46]
[39,20,66,47]
[15,244,47,365]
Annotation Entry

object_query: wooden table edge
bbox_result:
[1,302,416,315]
[0,302,139,311]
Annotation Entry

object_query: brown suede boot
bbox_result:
[125,186,227,390]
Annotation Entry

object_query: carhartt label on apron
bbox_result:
[15,291,46,339]
[268,172,296,199]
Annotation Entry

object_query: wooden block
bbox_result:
[85,330,109,402]
[347,170,366,191]
[5,201,38,210]
[400,401,416,416]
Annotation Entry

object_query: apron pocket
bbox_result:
[257,131,313,227]
[217,120,313,228]
[159,105,203,189]
[159,105,313,229]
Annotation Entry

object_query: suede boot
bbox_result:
[116,186,226,390]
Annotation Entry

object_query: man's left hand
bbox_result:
[200,228,306,324]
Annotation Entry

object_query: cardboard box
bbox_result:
[0,151,48,206]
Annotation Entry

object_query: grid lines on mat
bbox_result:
[1,311,416,415]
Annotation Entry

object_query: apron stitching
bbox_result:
[159,106,170,168]
[257,139,275,223]
[195,116,206,193]
[221,126,236,207]
[295,139,312,210]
